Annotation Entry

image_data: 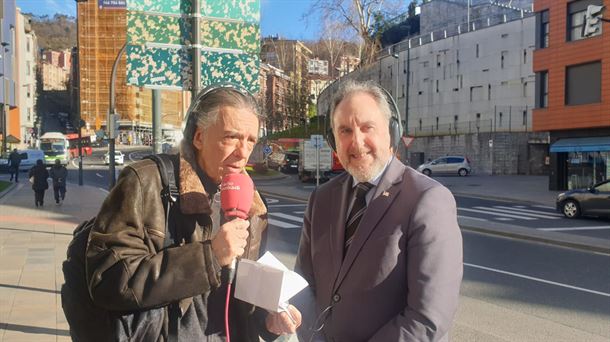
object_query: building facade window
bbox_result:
[568,0,603,41]
[536,71,548,108]
[537,10,550,48]
[565,61,601,105]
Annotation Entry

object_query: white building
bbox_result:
[16,8,37,145]
[318,7,549,175]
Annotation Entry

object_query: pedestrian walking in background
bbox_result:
[29,159,49,207]
[49,159,67,205]
[8,148,21,182]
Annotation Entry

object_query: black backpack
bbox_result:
[61,154,179,342]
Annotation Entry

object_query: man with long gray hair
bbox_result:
[85,84,301,341]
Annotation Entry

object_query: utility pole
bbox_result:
[1,42,9,155]
[108,42,127,189]
[191,0,202,102]
[75,0,85,186]
[152,90,162,154]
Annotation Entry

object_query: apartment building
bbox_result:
[533,0,609,190]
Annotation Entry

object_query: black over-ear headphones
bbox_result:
[326,86,402,151]
[182,82,258,141]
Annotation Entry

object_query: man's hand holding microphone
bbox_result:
[212,173,301,336]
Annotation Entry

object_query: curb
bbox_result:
[0,181,17,200]
[450,191,554,207]
[251,174,289,182]
[259,190,309,203]
[461,224,610,255]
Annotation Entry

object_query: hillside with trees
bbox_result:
[26,14,76,51]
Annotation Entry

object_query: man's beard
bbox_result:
[344,155,386,183]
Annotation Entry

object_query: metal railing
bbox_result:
[379,9,535,58]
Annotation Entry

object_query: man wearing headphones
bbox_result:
[295,80,462,341]
[85,85,300,341]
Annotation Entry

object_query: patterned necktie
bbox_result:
[344,182,373,254]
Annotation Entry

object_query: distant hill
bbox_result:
[25,13,76,51]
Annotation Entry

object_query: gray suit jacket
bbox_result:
[295,158,463,342]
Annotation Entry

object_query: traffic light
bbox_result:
[582,5,605,37]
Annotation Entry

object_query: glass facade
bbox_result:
[566,151,609,189]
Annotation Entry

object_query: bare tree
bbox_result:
[308,0,406,65]
[319,20,349,78]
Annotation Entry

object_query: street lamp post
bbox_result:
[1,42,9,155]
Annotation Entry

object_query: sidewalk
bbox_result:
[0,179,107,342]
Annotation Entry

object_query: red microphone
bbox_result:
[220,173,254,220]
[219,173,254,342]
[219,173,254,284]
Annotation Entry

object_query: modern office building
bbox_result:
[533,0,608,190]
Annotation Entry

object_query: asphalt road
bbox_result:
[257,193,610,340]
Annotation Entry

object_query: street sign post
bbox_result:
[125,0,261,92]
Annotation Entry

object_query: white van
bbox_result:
[14,149,46,171]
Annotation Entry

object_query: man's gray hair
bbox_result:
[329,80,393,129]
[181,87,263,164]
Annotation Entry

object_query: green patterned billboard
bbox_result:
[126,0,260,92]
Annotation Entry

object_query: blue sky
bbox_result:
[16,0,319,40]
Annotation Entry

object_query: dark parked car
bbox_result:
[556,179,610,218]
[281,152,299,173]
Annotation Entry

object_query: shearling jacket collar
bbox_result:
[178,156,267,217]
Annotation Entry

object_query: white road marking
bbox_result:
[538,226,610,231]
[514,205,526,208]
[95,173,103,178]
[267,218,300,229]
[474,206,560,220]
[457,215,488,222]
[533,205,555,210]
[266,198,279,204]
[495,217,514,221]
[98,187,109,194]
[268,204,307,208]
[464,262,610,297]
[293,211,305,214]
[269,212,303,223]
[494,205,563,217]
[459,207,536,220]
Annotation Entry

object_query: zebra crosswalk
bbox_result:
[266,199,566,229]
[458,205,562,222]
[267,202,307,229]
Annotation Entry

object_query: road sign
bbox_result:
[125,0,261,92]
[401,136,415,148]
[489,139,493,148]
[263,145,272,155]
[310,134,324,148]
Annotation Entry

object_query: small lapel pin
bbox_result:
[382,191,390,197]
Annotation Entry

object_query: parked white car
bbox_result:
[104,151,125,165]
[417,156,472,177]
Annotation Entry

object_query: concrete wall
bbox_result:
[407,131,549,175]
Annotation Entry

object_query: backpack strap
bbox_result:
[145,154,179,249]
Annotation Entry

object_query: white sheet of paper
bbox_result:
[234,252,309,312]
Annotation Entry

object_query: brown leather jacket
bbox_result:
[85,155,273,341]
